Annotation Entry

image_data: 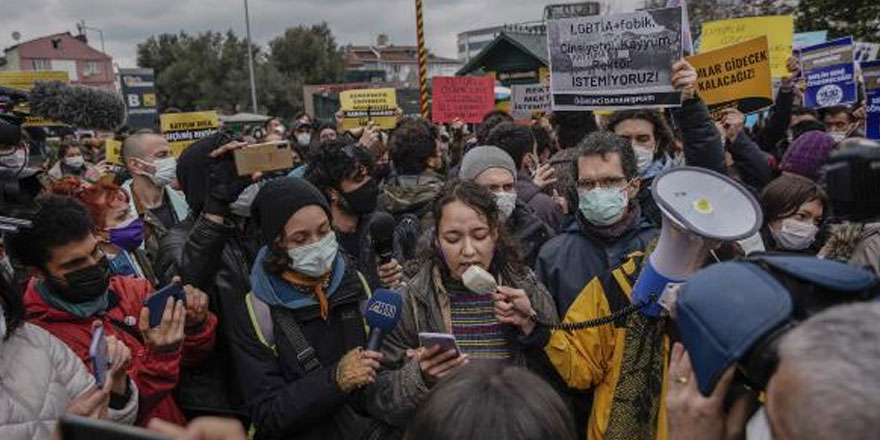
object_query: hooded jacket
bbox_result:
[363,260,559,430]
[23,275,217,426]
[228,248,376,440]
[0,322,138,440]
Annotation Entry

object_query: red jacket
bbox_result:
[23,275,218,426]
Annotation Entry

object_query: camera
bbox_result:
[824,141,880,222]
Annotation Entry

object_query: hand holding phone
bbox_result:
[144,284,185,328]
[88,326,108,388]
[418,332,461,357]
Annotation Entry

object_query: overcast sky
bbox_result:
[0,0,643,67]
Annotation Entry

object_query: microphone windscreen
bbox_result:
[370,212,396,246]
[29,81,126,131]
[364,288,403,332]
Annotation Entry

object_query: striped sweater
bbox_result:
[447,279,511,360]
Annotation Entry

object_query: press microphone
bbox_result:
[370,212,396,265]
[0,81,126,130]
[364,288,403,352]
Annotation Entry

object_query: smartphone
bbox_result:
[60,415,169,440]
[418,332,461,357]
[143,283,185,328]
[233,141,294,176]
[88,326,108,388]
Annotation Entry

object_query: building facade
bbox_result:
[456,21,547,62]
[1,32,115,91]
[344,36,462,84]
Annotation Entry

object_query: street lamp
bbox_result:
[244,0,258,114]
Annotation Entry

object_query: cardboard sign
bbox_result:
[547,6,684,110]
[687,36,773,114]
[862,60,880,140]
[798,37,857,109]
[233,141,293,176]
[431,76,495,123]
[159,111,220,157]
[511,84,551,120]
[700,16,794,77]
[339,88,398,131]
[105,139,123,165]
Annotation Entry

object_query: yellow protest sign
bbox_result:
[0,71,69,90]
[339,88,398,131]
[105,139,123,165]
[159,111,220,157]
[688,36,773,114]
[701,16,794,77]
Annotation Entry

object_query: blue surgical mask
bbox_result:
[578,187,629,226]
[287,232,338,277]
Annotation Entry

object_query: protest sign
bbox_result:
[854,42,880,63]
[339,88,398,131]
[0,71,70,126]
[687,36,773,114]
[798,37,857,109]
[105,139,123,165]
[119,68,159,131]
[700,16,794,77]
[547,6,684,110]
[794,31,827,50]
[862,60,880,140]
[431,76,495,123]
[511,84,551,120]
[160,111,220,157]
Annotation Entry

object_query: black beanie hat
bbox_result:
[252,177,330,246]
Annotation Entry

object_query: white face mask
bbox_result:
[295,133,312,146]
[494,191,517,223]
[274,125,286,135]
[63,156,85,169]
[140,156,177,188]
[633,144,655,173]
[287,232,338,278]
[0,149,27,171]
[829,131,847,143]
[771,218,819,251]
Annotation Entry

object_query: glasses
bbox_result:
[577,176,634,191]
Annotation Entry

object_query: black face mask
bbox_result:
[48,257,111,304]
[340,178,379,216]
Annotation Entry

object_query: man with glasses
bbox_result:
[9,195,217,426]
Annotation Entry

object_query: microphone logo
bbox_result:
[368,300,397,319]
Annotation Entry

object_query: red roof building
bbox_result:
[1,32,115,91]
[344,35,461,83]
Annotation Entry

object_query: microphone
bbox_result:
[0,81,126,130]
[364,288,403,352]
[370,212,396,265]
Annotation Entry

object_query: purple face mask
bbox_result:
[109,218,145,251]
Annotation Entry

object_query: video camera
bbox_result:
[824,141,880,222]
[675,254,879,396]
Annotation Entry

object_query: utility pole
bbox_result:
[415,0,429,118]
[244,0,258,113]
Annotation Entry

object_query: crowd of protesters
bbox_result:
[0,44,879,440]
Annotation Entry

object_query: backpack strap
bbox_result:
[270,306,323,374]
[246,292,276,354]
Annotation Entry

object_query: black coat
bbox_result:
[507,200,555,268]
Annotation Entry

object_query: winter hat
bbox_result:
[252,177,330,245]
[458,146,517,181]
[780,130,838,180]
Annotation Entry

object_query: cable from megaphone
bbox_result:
[526,299,651,331]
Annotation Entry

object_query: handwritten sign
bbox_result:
[431,76,495,123]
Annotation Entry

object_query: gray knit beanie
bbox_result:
[458,146,517,181]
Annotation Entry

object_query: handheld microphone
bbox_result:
[370,212,396,265]
[364,288,403,352]
[0,81,126,131]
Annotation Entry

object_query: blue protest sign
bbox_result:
[118,68,159,131]
[862,60,880,140]
[798,37,857,109]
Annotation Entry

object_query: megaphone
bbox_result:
[631,166,763,316]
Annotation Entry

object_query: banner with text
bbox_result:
[431,76,495,123]
[511,84,551,120]
[160,111,220,157]
[339,88,398,131]
[700,16,794,77]
[799,37,857,109]
[547,6,684,110]
[119,68,159,132]
[687,36,773,114]
[862,60,880,140]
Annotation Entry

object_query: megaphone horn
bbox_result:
[632,166,763,317]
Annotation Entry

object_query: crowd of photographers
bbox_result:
[0,53,879,440]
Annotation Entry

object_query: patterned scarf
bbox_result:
[280,270,331,320]
[604,312,667,440]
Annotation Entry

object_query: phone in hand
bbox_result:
[88,326,108,388]
[418,332,461,357]
[143,283,185,328]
